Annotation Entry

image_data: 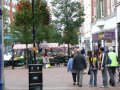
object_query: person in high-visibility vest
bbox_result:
[106,47,119,87]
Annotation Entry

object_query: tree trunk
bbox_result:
[25,44,29,68]
[67,43,70,57]
[37,42,40,53]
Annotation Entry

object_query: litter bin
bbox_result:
[29,64,43,90]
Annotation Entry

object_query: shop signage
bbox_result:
[104,30,115,40]
[98,32,104,40]
[92,33,98,41]
[92,30,115,41]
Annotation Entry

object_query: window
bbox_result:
[107,0,111,15]
[100,0,104,17]
[112,0,117,13]
[117,0,120,3]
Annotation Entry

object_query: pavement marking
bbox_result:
[5,86,120,90]
[43,86,120,89]
[5,87,28,90]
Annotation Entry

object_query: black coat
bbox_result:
[73,54,87,70]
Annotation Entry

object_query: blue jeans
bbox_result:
[89,69,98,86]
[101,67,108,86]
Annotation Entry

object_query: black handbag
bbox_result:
[88,68,91,75]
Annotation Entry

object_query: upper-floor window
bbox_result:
[100,0,104,17]
[117,0,120,3]
[112,0,117,13]
[94,0,96,18]
[107,0,111,15]
[107,0,116,15]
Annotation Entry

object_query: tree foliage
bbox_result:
[3,7,11,46]
[51,0,84,45]
[51,0,84,56]
[12,0,51,44]
[13,0,32,44]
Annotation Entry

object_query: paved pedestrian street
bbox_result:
[4,66,120,90]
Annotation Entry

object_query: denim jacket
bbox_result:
[67,58,76,73]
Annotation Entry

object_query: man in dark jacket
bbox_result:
[73,50,87,87]
[100,47,108,88]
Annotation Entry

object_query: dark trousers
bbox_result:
[72,73,77,82]
[108,67,116,86]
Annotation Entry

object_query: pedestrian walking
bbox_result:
[67,54,77,85]
[106,47,119,86]
[73,50,87,87]
[81,47,85,56]
[88,50,98,87]
[99,47,108,88]
[43,49,49,68]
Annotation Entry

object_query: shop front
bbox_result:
[84,39,91,51]
[92,30,116,51]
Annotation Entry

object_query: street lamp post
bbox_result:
[11,44,14,69]
[29,1,43,90]
[32,0,36,63]
[0,0,3,89]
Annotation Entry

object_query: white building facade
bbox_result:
[80,0,118,54]
[91,0,117,52]
[79,0,92,52]
[116,0,120,57]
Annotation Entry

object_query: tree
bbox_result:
[48,25,63,43]
[3,7,9,36]
[50,20,64,44]
[51,0,84,56]
[36,23,62,42]
[12,0,51,43]
[11,0,51,66]
[13,0,33,44]
[3,7,12,53]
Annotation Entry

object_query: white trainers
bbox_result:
[89,85,93,87]
[100,86,108,88]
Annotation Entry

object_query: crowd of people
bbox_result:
[67,47,120,88]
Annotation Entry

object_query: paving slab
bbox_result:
[4,66,120,90]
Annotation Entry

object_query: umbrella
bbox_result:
[13,44,26,49]
[4,54,12,61]
[13,44,33,50]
